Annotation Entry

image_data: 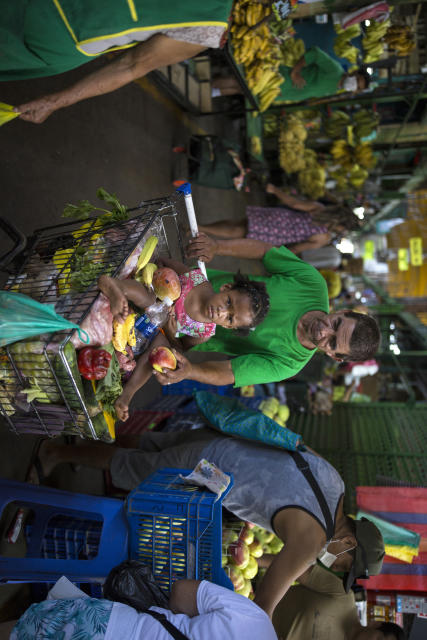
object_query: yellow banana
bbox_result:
[135,236,158,274]
[138,262,157,288]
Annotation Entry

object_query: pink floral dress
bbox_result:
[246,206,328,245]
[175,268,216,339]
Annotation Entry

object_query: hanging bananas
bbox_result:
[384,24,416,57]
[333,23,361,65]
[361,18,391,63]
[231,0,283,112]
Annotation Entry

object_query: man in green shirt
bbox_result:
[277,45,370,103]
[273,563,405,640]
[154,234,381,388]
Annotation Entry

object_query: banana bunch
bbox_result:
[298,163,326,200]
[331,139,376,172]
[331,139,354,170]
[136,262,157,288]
[333,24,361,64]
[231,0,274,67]
[231,0,283,111]
[362,19,390,63]
[334,23,361,38]
[278,114,307,173]
[280,38,305,67]
[250,135,262,156]
[353,108,380,139]
[354,142,377,169]
[348,164,369,188]
[384,25,416,57]
[263,113,279,137]
[329,167,349,191]
[323,110,351,139]
[334,37,360,65]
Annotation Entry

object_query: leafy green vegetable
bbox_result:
[94,343,122,418]
[63,200,96,220]
[62,188,128,226]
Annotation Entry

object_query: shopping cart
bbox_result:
[0,184,205,441]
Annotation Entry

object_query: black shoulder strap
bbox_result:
[144,609,190,640]
[290,451,335,539]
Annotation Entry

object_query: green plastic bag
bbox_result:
[0,102,20,127]
[0,291,88,346]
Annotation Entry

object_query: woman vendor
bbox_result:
[1,0,233,123]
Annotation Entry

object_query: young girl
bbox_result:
[98,258,269,421]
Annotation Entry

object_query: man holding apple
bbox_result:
[153,234,380,388]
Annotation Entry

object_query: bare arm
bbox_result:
[286,233,331,255]
[169,580,201,617]
[187,232,273,263]
[290,55,307,89]
[254,509,325,617]
[266,184,319,214]
[17,35,206,123]
[153,350,235,386]
[98,274,155,320]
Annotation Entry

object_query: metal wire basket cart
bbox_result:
[0,185,203,441]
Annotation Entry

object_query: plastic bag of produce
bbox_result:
[103,560,169,612]
[0,291,88,347]
[195,392,303,451]
[0,102,19,127]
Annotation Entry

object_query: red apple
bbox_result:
[228,540,250,570]
[148,346,177,373]
[239,524,254,546]
[227,565,245,592]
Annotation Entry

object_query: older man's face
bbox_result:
[306,311,357,361]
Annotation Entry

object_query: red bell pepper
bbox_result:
[78,347,112,380]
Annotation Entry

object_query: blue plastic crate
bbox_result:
[126,468,233,593]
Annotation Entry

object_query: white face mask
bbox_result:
[343,76,358,92]
[317,539,356,568]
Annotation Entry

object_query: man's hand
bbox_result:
[16,95,59,124]
[186,233,219,263]
[152,349,192,385]
[290,69,306,89]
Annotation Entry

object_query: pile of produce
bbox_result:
[297,150,326,200]
[279,114,326,199]
[222,520,283,597]
[329,164,370,191]
[259,397,289,426]
[362,19,391,63]
[384,24,416,56]
[231,0,284,112]
[280,37,305,67]
[278,113,307,173]
[333,23,361,65]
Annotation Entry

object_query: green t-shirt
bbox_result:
[277,46,344,102]
[192,246,329,387]
[273,564,359,640]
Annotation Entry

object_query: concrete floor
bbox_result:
[0,65,269,616]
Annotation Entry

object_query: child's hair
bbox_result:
[230,271,270,336]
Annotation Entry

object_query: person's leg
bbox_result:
[37,427,217,486]
[198,220,247,238]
